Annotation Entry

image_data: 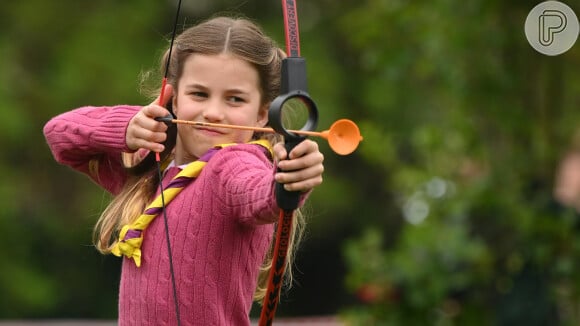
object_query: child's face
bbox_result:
[172,53,268,164]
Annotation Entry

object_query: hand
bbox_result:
[274,139,325,192]
[126,84,173,153]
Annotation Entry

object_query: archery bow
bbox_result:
[258,0,314,324]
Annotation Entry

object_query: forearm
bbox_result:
[210,145,311,225]
[43,105,140,192]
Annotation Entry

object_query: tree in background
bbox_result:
[333,0,580,325]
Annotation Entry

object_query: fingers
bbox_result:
[126,86,174,152]
[275,164,324,192]
[142,103,172,122]
[126,112,169,152]
[274,140,325,192]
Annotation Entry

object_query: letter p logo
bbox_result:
[525,1,579,56]
[539,10,567,46]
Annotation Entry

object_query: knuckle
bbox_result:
[140,128,152,139]
[311,140,319,150]
[155,132,167,143]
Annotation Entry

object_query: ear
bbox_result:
[256,103,269,127]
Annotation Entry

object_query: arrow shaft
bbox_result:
[167,119,324,138]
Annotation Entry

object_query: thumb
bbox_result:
[273,142,288,161]
[157,82,174,107]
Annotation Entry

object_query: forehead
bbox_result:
[179,53,260,91]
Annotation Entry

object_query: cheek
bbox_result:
[174,99,199,119]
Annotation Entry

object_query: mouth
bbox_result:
[195,126,226,136]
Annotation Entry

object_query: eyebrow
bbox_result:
[183,83,207,91]
[183,83,251,95]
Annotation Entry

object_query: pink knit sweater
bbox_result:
[43,105,292,325]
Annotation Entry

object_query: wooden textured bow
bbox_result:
[258,1,313,325]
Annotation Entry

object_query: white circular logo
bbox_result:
[525,1,579,56]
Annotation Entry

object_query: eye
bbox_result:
[189,91,208,99]
[227,96,245,104]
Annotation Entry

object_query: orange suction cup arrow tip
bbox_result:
[325,119,363,155]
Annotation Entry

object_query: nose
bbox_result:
[202,99,225,122]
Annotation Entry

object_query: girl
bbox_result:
[43,17,324,325]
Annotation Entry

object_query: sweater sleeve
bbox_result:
[206,144,311,226]
[43,105,141,194]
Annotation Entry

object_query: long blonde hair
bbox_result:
[92,16,306,302]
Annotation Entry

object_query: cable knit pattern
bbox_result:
[43,105,287,325]
[43,105,140,194]
[117,145,277,326]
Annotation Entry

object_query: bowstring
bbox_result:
[156,0,183,325]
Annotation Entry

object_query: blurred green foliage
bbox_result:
[2,0,580,324]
